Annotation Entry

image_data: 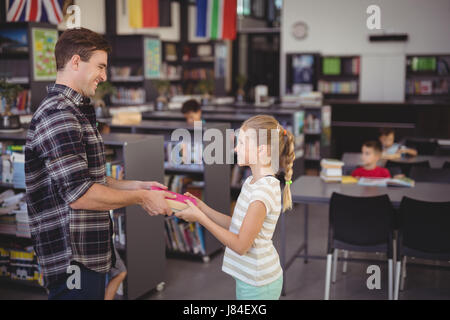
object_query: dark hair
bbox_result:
[55,28,111,71]
[363,140,383,153]
[181,99,201,114]
[379,127,395,137]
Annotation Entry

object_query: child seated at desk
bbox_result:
[352,141,392,178]
[181,99,204,125]
[379,128,418,160]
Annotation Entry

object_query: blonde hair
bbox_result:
[242,115,296,213]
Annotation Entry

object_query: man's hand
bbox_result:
[139,190,176,216]
[137,181,168,191]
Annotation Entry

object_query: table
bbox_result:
[342,152,450,170]
[279,175,450,295]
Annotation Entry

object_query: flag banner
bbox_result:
[128,0,172,29]
[196,0,207,37]
[196,0,237,40]
[7,0,65,24]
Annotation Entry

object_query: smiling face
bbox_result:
[75,50,108,97]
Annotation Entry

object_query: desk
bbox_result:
[342,152,450,170]
[280,175,450,295]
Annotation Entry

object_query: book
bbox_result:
[321,168,342,177]
[151,186,198,212]
[357,177,415,188]
[320,158,345,169]
[341,176,358,184]
[320,173,342,183]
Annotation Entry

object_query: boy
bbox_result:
[181,99,203,125]
[379,128,418,160]
[352,141,391,178]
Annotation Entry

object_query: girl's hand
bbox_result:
[175,200,206,223]
[184,192,207,211]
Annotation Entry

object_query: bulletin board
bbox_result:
[144,37,161,79]
[32,28,58,81]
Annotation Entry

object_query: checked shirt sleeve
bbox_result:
[35,109,94,205]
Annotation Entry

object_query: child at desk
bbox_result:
[352,141,392,178]
[181,99,204,125]
[175,115,295,300]
[379,128,418,160]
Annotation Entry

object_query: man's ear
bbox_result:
[70,55,81,71]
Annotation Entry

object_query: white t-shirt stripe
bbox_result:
[222,176,283,287]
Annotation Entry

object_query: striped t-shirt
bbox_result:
[222,175,283,286]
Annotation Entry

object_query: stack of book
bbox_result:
[320,159,344,182]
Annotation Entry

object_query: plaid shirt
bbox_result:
[25,84,112,288]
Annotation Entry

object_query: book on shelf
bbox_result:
[165,217,205,255]
[322,57,341,76]
[106,162,125,180]
[357,177,415,188]
[164,43,178,62]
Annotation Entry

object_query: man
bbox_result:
[25,28,174,300]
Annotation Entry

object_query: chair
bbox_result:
[394,197,450,300]
[409,167,450,184]
[325,193,396,300]
[404,139,438,156]
[443,161,450,170]
[386,160,430,177]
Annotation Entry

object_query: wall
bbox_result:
[281,0,450,101]
[57,0,106,33]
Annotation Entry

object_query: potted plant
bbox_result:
[196,79,214,105]
[236,74,247,103]
[93,81,116,118]
[153,80,170,111]
[0,79,23,131]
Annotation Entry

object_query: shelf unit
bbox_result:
[317,55,360,101]
[0,132,166,300]
[285,53,320,96]
[106,120,231,261]
[107,35,162,106]
[405,54,450,103]
[161,41,183,97]
[0,22,58,113]
[302,105,332,175]
[181,42,227,96]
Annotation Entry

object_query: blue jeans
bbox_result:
[48,262,106,300]
[235,275,283,300]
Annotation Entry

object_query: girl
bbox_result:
[176,115,295,300]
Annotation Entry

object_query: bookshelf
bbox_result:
[106,120,231,262]
[317,55,360,101]
[161,41,183,97]
[0,22,58,113]
[107,35,162,106]
[285,53,320,96]
[181,42,227,97]
[0,132,166,300]
[405,54,450,103]
[302,105,332,175]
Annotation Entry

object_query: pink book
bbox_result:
[150,187,198,212]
